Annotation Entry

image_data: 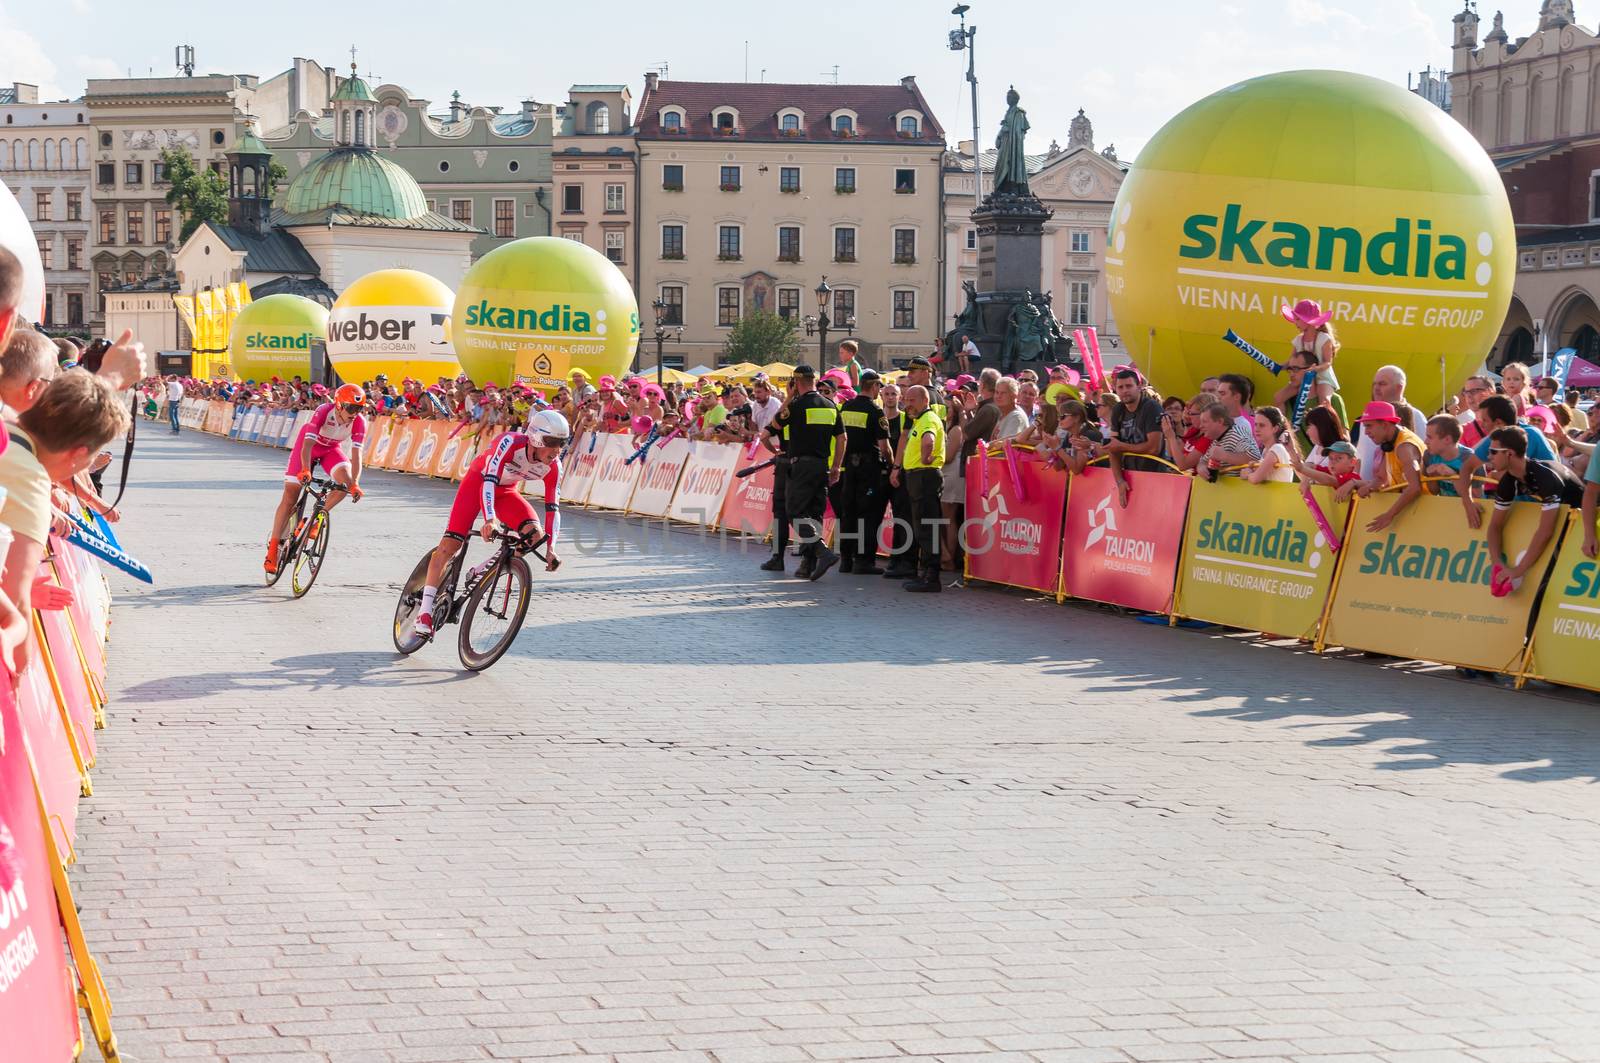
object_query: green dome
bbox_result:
[331,74,377,103]
[279,147,428,220]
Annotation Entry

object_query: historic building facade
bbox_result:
[263,80,552,260]
[552,85,637,292]
[941,109,1127,353]
[1449,0,1600,365]
[83,59,337,330]
[0,83,92,331]
[635,74,946,368]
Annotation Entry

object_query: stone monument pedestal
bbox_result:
[947,190,1073,375]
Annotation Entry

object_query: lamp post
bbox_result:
[651,299,682,390]
[814,277,831,363]
[949,4,980,217]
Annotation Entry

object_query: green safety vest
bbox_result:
[903,409,945,471]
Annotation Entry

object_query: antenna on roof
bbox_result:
[174,45,195,77]
[744,41,750,81]
[650,61,670,80]
[820,65,839,83]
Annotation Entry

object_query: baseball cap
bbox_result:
[1326,440,1358,457]
[907,355,932,370]
[858,368,881,384]
[793,363,817,378]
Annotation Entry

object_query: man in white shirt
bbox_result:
[166,374,184,434]
[958,334,981,375]
[1354,364,1429,479]
[749,376,783,433]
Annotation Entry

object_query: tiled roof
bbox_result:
[1517,223,1600,247]
[208,223,321,274]
[571,84,628,92]
[249,274,337,306]
[947,150,1050,176]
[104,272,179,294]
[636,79,945,144]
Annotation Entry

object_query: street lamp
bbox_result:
[650,297,683,390]
[814,277,831,363]
[949,4,980,217]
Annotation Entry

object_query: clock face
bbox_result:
[1069,168,1096,196]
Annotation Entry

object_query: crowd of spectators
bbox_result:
[0,246,140,677]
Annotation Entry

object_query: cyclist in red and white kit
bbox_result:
[265,383,367,574]
[412,409,569,638]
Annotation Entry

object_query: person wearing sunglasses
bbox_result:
[1484,426,1583,591]
[265,383,368,575]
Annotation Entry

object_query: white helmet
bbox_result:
[528,409,571,447]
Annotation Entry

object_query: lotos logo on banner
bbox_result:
[1064,468,1190,613]
[963,449,1067,594]
[1323,494,1558,671]
[1105,70,1514,415]
[1175,478,1347,638]
[453,237,640,389]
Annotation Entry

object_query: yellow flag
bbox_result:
[173,295,197,349]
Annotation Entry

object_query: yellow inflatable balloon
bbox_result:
[227,294,328,383]
[326,269,462,385]
[452,236,639,389]
[1106,70,1514,415]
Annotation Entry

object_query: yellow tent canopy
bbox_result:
[637,366,698,385]
[755,361,797,382]
[702,361,759,382]
[879,369,910,383]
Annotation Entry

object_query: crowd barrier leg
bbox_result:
[1312,495,1358,655]
[33,613,95,796]
[29,762,121,1061]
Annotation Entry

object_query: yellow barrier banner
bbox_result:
[1523,511,1600,691]
[1322,493,1560,672]
[1174,477,1349,639]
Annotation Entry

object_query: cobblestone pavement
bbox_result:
[71,429,1600,1063]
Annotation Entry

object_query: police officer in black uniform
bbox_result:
[766,363,845,580]
[837,368,891,574]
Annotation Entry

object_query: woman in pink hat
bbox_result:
[1282,299,1340,405]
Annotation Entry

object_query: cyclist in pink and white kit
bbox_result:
[412,409,568,638]
[264,383,367,574]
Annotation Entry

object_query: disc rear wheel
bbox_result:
[458,555,532,671]
[393,548,436,655]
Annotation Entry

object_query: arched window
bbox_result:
[26,139,38,168]
[342,111,352,144]
[900,116,919,135]
[75,137,87,168]
[834,114,854,134]
[42,139,55,169]
[587,101,610,134]
[0,141,8,169]
[662,110,682,131]
[717,112,736,130]
[354,109,366,145]
[781,113,800,131]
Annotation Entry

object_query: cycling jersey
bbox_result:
[446,432,562,543]
[307,402,368,449]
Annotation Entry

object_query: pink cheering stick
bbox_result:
[1074,329,1105,393]
[1300,489,1341,552]
[974,439,989,498]
[1002,439,1028,503]
[1084,326,1107,386]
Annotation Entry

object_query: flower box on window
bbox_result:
[717,253,742,262]
[662,183,683,192]
[834,253,857,263]
[778,254,801,263]
[780,128,804,137]
[719,182,741,192]
[894,186,915,195]
[893,255,916,265]
[661,252,685,260]
[897,129,920,139]
[834,184,856,194]
[661,127,685,135]
[834,129,858,139]
[779,186,800,194]
[717,127,740,136]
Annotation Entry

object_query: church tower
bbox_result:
[330,52,378,150]
[226,119,274,235]
[1067,109,1094,152]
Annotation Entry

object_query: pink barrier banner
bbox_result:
[1061,467,1192,613]
[15,650,76,853]
[0,686,78,1063]
[586,435,644,510]
[629,438,691,518]
[560,435,604,505]
[668,442,740,526]
[718,461,776,538]
[52,546,105,686]
[963,450,1068,593]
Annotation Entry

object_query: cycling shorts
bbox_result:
[446,468,536,541]
[285,423,351,484]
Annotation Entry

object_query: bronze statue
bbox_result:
[992,87,1031,196]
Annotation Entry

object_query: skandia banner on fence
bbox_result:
[1062,467,1191,612]
[668,441,741,526]
[1526,512,1600,692]
[1323,494,1560,672]
[963,449,1068,594]
[629,438,691,518]
[1175,478,1349,638]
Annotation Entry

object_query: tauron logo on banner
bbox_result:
[1084,490,1157,567]
[736,477,771,505]
[979,485,1042,556]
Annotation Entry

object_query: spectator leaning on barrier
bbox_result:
[0,327,58,417]
[1351,400,1426,532]
[1246,406,1295,484]
[1203,396,1261,472]
[1423,415,1481,514]
[1158,394,1209,475]
[1485,425,1582,590]
[992,377,1029,441]
[1105,367,1165,497]
[1215,373,1255,440]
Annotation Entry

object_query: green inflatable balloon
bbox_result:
[1106,70,1515,415]
[228,294,328,383]
[452,236,640,389]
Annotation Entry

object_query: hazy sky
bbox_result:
[5,0,1474,160]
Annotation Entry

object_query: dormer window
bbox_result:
[834,115,854,133]
[781,114,800,131]
[661,109,683,132]
[718,113,735,130]
[586,100,610,134]
[712,108,740,134]
[900,116,919,136]
[777,108,806,136]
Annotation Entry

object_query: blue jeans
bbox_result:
[169,401,180,432]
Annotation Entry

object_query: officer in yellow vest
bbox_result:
[893,383,946,593]
[768,364,846,580]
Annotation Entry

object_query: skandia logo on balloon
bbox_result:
[244,331,313,351]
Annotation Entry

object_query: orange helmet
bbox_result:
[333,383,365,406]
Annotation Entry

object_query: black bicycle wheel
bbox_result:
[458,555,532,671]
[264,492,307,587]
[392,548,436,655]
[290,508,330,598]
